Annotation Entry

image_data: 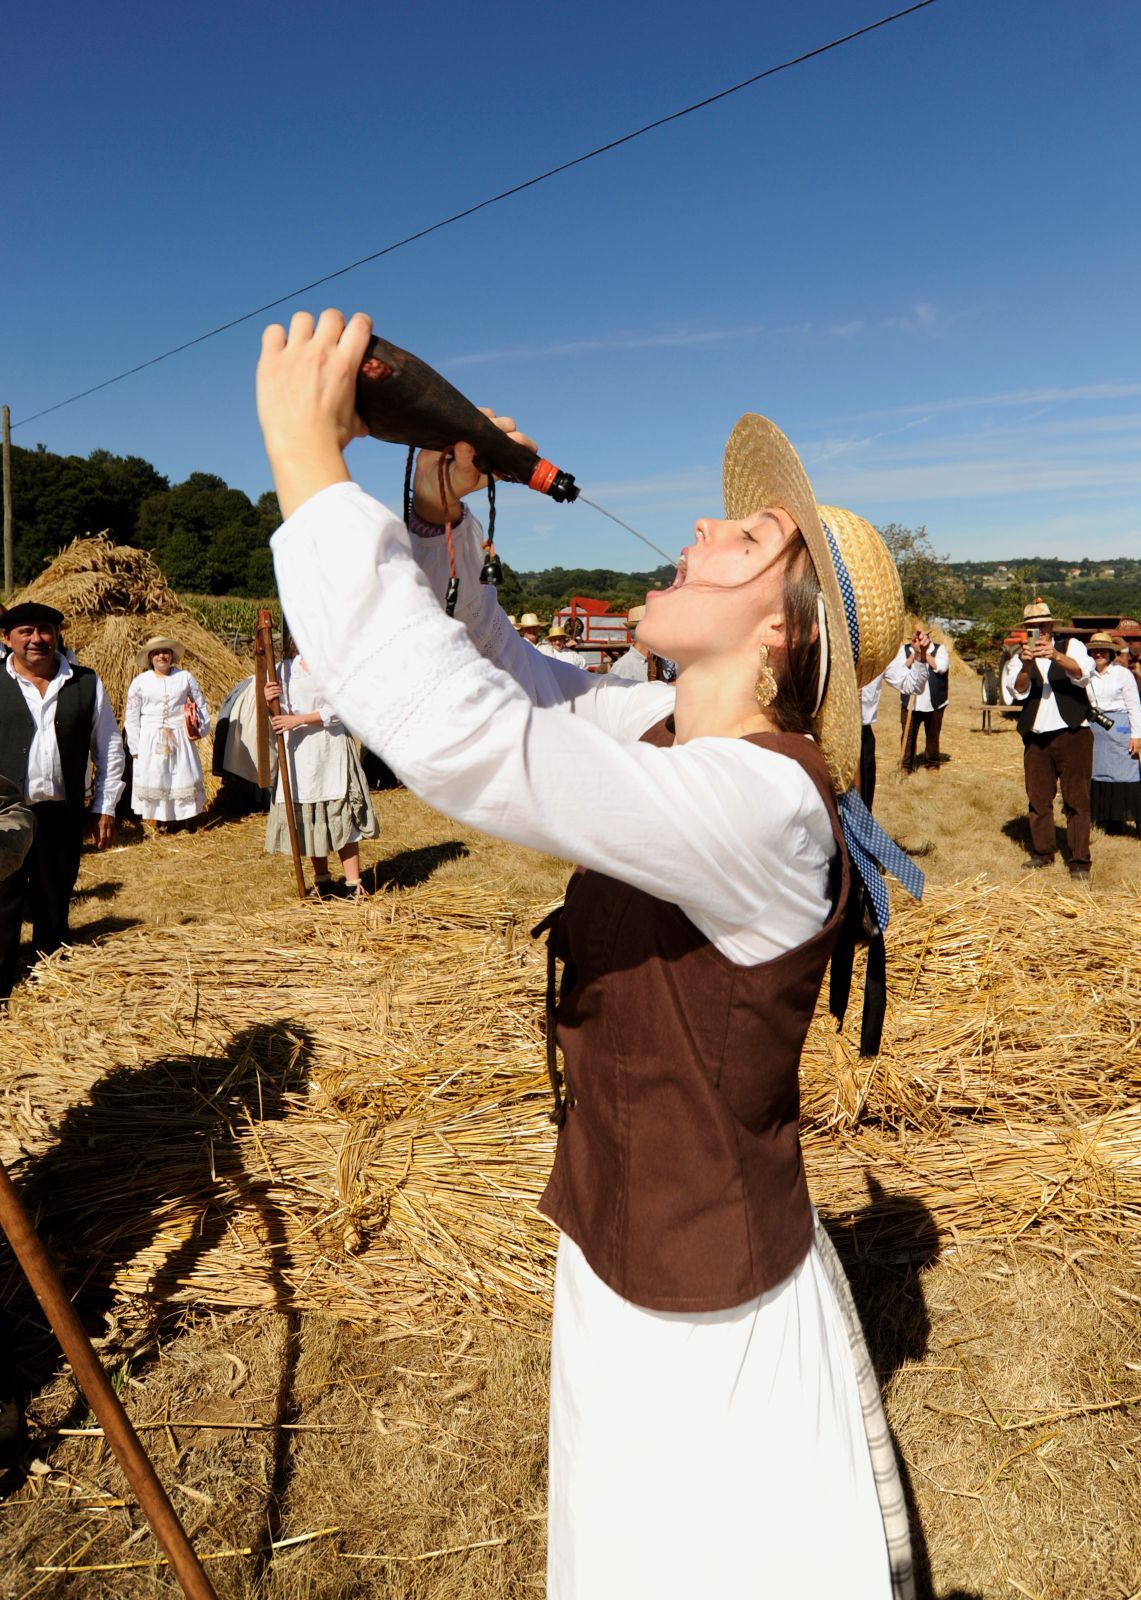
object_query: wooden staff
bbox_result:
[900,691,916,773]
[0,1161,219,1600]
[255,609,306,900]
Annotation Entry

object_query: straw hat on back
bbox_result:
[723,416,904,790]
[136,634,185,671]
[546,624,569,641]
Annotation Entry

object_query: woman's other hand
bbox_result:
[412,410,538,525]
[270,712,306,734]
[263,680,282,704]
[257,309,373,518]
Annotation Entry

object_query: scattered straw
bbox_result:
[1,870,1137,1329]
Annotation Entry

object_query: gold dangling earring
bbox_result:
[754,643,778,709]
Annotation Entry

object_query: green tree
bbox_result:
[136,473,266,594]
[7,443,170,583]
[877,523,964,619]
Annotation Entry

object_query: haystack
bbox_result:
[1,873,1137,1329]
[17,534,250,800]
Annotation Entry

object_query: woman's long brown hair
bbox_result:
[770,535,823,736]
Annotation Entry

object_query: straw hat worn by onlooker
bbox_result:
[124,635,212,828]
[263,646,379,897]
[1002,600,1096,877]
[259,310,926,1600]
[0,602,125,999]
[1085,630,1141,833]
[517,612,543,645]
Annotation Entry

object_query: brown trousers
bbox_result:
[899,702,946,771]
[1022,726,1093,865]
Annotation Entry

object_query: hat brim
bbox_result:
[723,415,861,791]
[136,638,185,671]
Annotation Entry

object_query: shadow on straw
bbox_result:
[364,840,469,894]
[0,1020,314,1496]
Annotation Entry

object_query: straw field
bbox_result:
[1,680,1139,1598]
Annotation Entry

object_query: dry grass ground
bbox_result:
[1,681,1139,1599]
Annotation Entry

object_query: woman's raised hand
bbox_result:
[412,410,538,525]
[257,309,373,519]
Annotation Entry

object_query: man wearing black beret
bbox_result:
[0,602,125,997]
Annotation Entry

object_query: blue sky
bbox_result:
[4,0,1139,569]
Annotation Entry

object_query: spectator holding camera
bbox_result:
[1002,599,1094,877]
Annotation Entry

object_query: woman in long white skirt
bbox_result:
[256,309,923,1598]
[124,635,211,827]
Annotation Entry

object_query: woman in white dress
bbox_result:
[263,651,379,895]
[1085,630,1141,832]
[124,635,211,828]
[255,309,926,1599]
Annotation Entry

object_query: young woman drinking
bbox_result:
[256,308,920,1600]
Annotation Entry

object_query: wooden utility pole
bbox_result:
[2,405,12,600]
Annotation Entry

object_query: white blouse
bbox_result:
[1087,662,1141,736]
[275,656,349,804]
[271,485,836,966]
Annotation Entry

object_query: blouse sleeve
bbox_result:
[272,483,834,949]
[124,675,143,755]
[406,503,674,742]
[187,673,212,738]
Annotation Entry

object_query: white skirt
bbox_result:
[548,1227,895,1599]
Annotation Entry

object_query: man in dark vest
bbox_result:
[0,603,125,998]
[895,627,951,774]
[1002,598,1095,878]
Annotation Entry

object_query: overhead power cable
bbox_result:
[14,0,943,430]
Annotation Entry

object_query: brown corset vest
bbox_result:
[538,720,849,1313]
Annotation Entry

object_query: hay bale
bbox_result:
[16,533,251,801]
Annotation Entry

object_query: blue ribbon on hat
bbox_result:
[820,516,925,930]
[838,789,925,931]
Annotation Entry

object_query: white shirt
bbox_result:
[271,485,836,966]
[5,652,125,815]
[609,646,650,683]
[1087,662,1141,736]
[860,651,930,727]
[538,641,586,667]
[1003,638,1093,734]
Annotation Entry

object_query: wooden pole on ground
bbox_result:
[0,1161,219,1600]
[2,405,13,600]
[255,609,306,900]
